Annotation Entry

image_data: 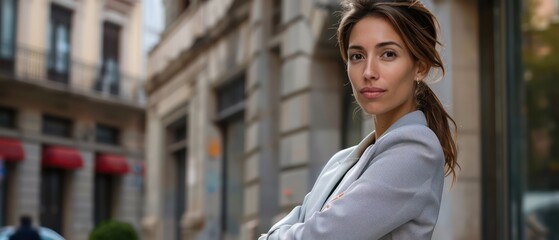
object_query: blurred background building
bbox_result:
[1,0,558,239]
[0,0,146,239]
[143,0,559,240]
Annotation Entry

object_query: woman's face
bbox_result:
[347,16,423,122]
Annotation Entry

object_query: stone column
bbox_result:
[66,151,94,240]
[141,108,165,240]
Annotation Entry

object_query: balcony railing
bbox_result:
[0,44,145,106]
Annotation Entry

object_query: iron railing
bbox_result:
[0,44,145,106]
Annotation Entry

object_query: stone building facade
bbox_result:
[143,0,484,239]
[0,0,145,239]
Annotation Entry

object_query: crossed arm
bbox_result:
[259,128,444,240]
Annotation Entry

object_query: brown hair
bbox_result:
[337,0,459,181]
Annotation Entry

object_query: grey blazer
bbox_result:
[260,110,445,240]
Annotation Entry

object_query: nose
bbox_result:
[363,58,379,80]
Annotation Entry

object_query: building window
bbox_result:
[94,173,113,226]
[40,168,64,234]
[216,76,245,120]
[217,77,245,240]
[96,124,119,146]
[220,116,245,240]
[0,0,17,74]
[271,0,282,35]
[173,148,186,240]
[0,106,15,129]
[166,116,187,240]
[95,22,120,96]
[42,115,72,138]
[48,4,72,84]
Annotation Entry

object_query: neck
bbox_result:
[374,107,417,139]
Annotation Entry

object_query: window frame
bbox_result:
[0,0,18,74]
[0,106,16,129]
[47,4,73,84]
[95,21,121,95]
[165,114,188,240]
[95,123,120,146]
[479,0,525,239]
[42,114,73,138]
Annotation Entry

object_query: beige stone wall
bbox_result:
[14,0,143,103]
[432,0,482,239]
[1,0,145,239]
[143,1,485,240]
[448,0,482,239]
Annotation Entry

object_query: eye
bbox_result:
[381,51,397,60]
[349,53,365,61]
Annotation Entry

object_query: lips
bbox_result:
[359,87,386,99]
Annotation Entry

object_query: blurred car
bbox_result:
[525,191,559,240]
[0,226,65,240]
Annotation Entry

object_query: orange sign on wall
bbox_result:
[208,138,221,159]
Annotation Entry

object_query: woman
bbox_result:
[259,0,458,239]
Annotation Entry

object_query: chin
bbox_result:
[360,106,385,116]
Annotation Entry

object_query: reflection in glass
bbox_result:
[0,0,15,59]
[55,25,69,73]
[522,0,559,239]
[47,4,72,84]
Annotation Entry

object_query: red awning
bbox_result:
[42,146,84,170]
[0,138,25,162]
[95,154,129,175]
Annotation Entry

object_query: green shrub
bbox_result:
[89,220,138,240]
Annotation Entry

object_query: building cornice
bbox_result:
[145,0,249,95]
[106,0,136,15]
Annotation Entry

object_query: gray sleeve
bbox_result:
[261,147,356,240]
[265,127,444,240]
[259,194,308,240]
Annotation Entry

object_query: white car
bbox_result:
[0,226,65,240]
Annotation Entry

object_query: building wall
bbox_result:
[144,0,484,240]
[0,0,145,239]
[433,0,482,239]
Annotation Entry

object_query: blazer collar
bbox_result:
[380,110,428,139]
[342,110,427,165]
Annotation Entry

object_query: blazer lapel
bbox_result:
[304,131,377,219]
[302,110,427,220]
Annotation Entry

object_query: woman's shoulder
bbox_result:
[376,124,443,158]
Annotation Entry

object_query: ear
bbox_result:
[414,60,430,80]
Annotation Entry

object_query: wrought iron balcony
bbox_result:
[0,44,145,106]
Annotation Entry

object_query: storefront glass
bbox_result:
[521,0,559,238]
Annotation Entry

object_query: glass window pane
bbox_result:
[40,169,64,234]
[48,4,72,77]
[96,124,119,145]
[55,25,69,73]
[0,106,15,128]
[522,0,559,238]
[48,22,53,69]
[217,78,245,114]
[223,117,244,240]
[0,0,15,59]
[174,149,186,240]
[94,174,113,226]
[42,115,72,138]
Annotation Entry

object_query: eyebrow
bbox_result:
[348,41,404,51]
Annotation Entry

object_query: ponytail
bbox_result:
[415,80,459,183]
